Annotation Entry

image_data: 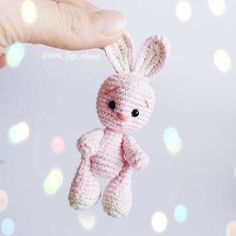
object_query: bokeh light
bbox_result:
[78,211,96,231]
[208,0,226,16]
[174,204,188,223]
[226,221,236,236]
[214,49,231,73]
[51,136,65,155]
[1,218,15,236]
[8,122,30,145]
[43,168,64,196]
[163,127,182,155]
[6,43,25,68]
[21,0,37,24]
[151,211,168,233]
[0,190,8,212]
[176,0,192,22]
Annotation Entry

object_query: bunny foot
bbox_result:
[102,163,133,217]
[69,159,101,210]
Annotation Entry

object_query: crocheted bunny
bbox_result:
[68,32,169,217]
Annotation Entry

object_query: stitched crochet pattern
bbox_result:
[68,32,170,217]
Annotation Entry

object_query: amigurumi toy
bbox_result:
[68,32,170,217]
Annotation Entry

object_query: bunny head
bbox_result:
[96,32,170,134]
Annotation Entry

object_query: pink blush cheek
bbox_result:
[96,99,121,130]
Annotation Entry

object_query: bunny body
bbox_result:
[90,128,124,178]
[68,33,169,217]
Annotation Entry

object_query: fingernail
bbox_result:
[85,2,98,9]
[94,10,125,36]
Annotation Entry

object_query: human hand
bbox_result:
[0,0,125,67]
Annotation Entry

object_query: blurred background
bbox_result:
[0,0,236,235]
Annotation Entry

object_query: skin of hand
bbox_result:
[0,0,125,68]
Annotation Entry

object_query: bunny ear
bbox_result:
[135,36,170,79]
[104,32,136,74]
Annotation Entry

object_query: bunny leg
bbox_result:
[102,162,133,217]
[68,156,101,210]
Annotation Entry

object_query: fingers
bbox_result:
[53,0,97,9]
[25,1,125,50]
[0,0,125,68]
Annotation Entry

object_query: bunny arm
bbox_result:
[122,135,149,169]
[76,128,104,158]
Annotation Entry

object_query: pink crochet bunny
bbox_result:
[68,32,169,217]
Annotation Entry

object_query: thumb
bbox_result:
[24,1,126,50]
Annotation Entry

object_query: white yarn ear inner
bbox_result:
[136,42,164,76]
[134,36,169,79]
[104,32,136,74]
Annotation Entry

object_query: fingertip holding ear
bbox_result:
[104,31,136,74]
[135,36,170,79]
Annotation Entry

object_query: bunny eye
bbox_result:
[108,100,116,110]
[131,109,139,117]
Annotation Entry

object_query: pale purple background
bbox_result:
[0,0,236,235]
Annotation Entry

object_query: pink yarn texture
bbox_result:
[68,32,170,217]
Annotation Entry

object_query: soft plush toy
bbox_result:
[68,32,169,217]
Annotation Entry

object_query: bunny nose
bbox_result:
[116,113,128,121]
